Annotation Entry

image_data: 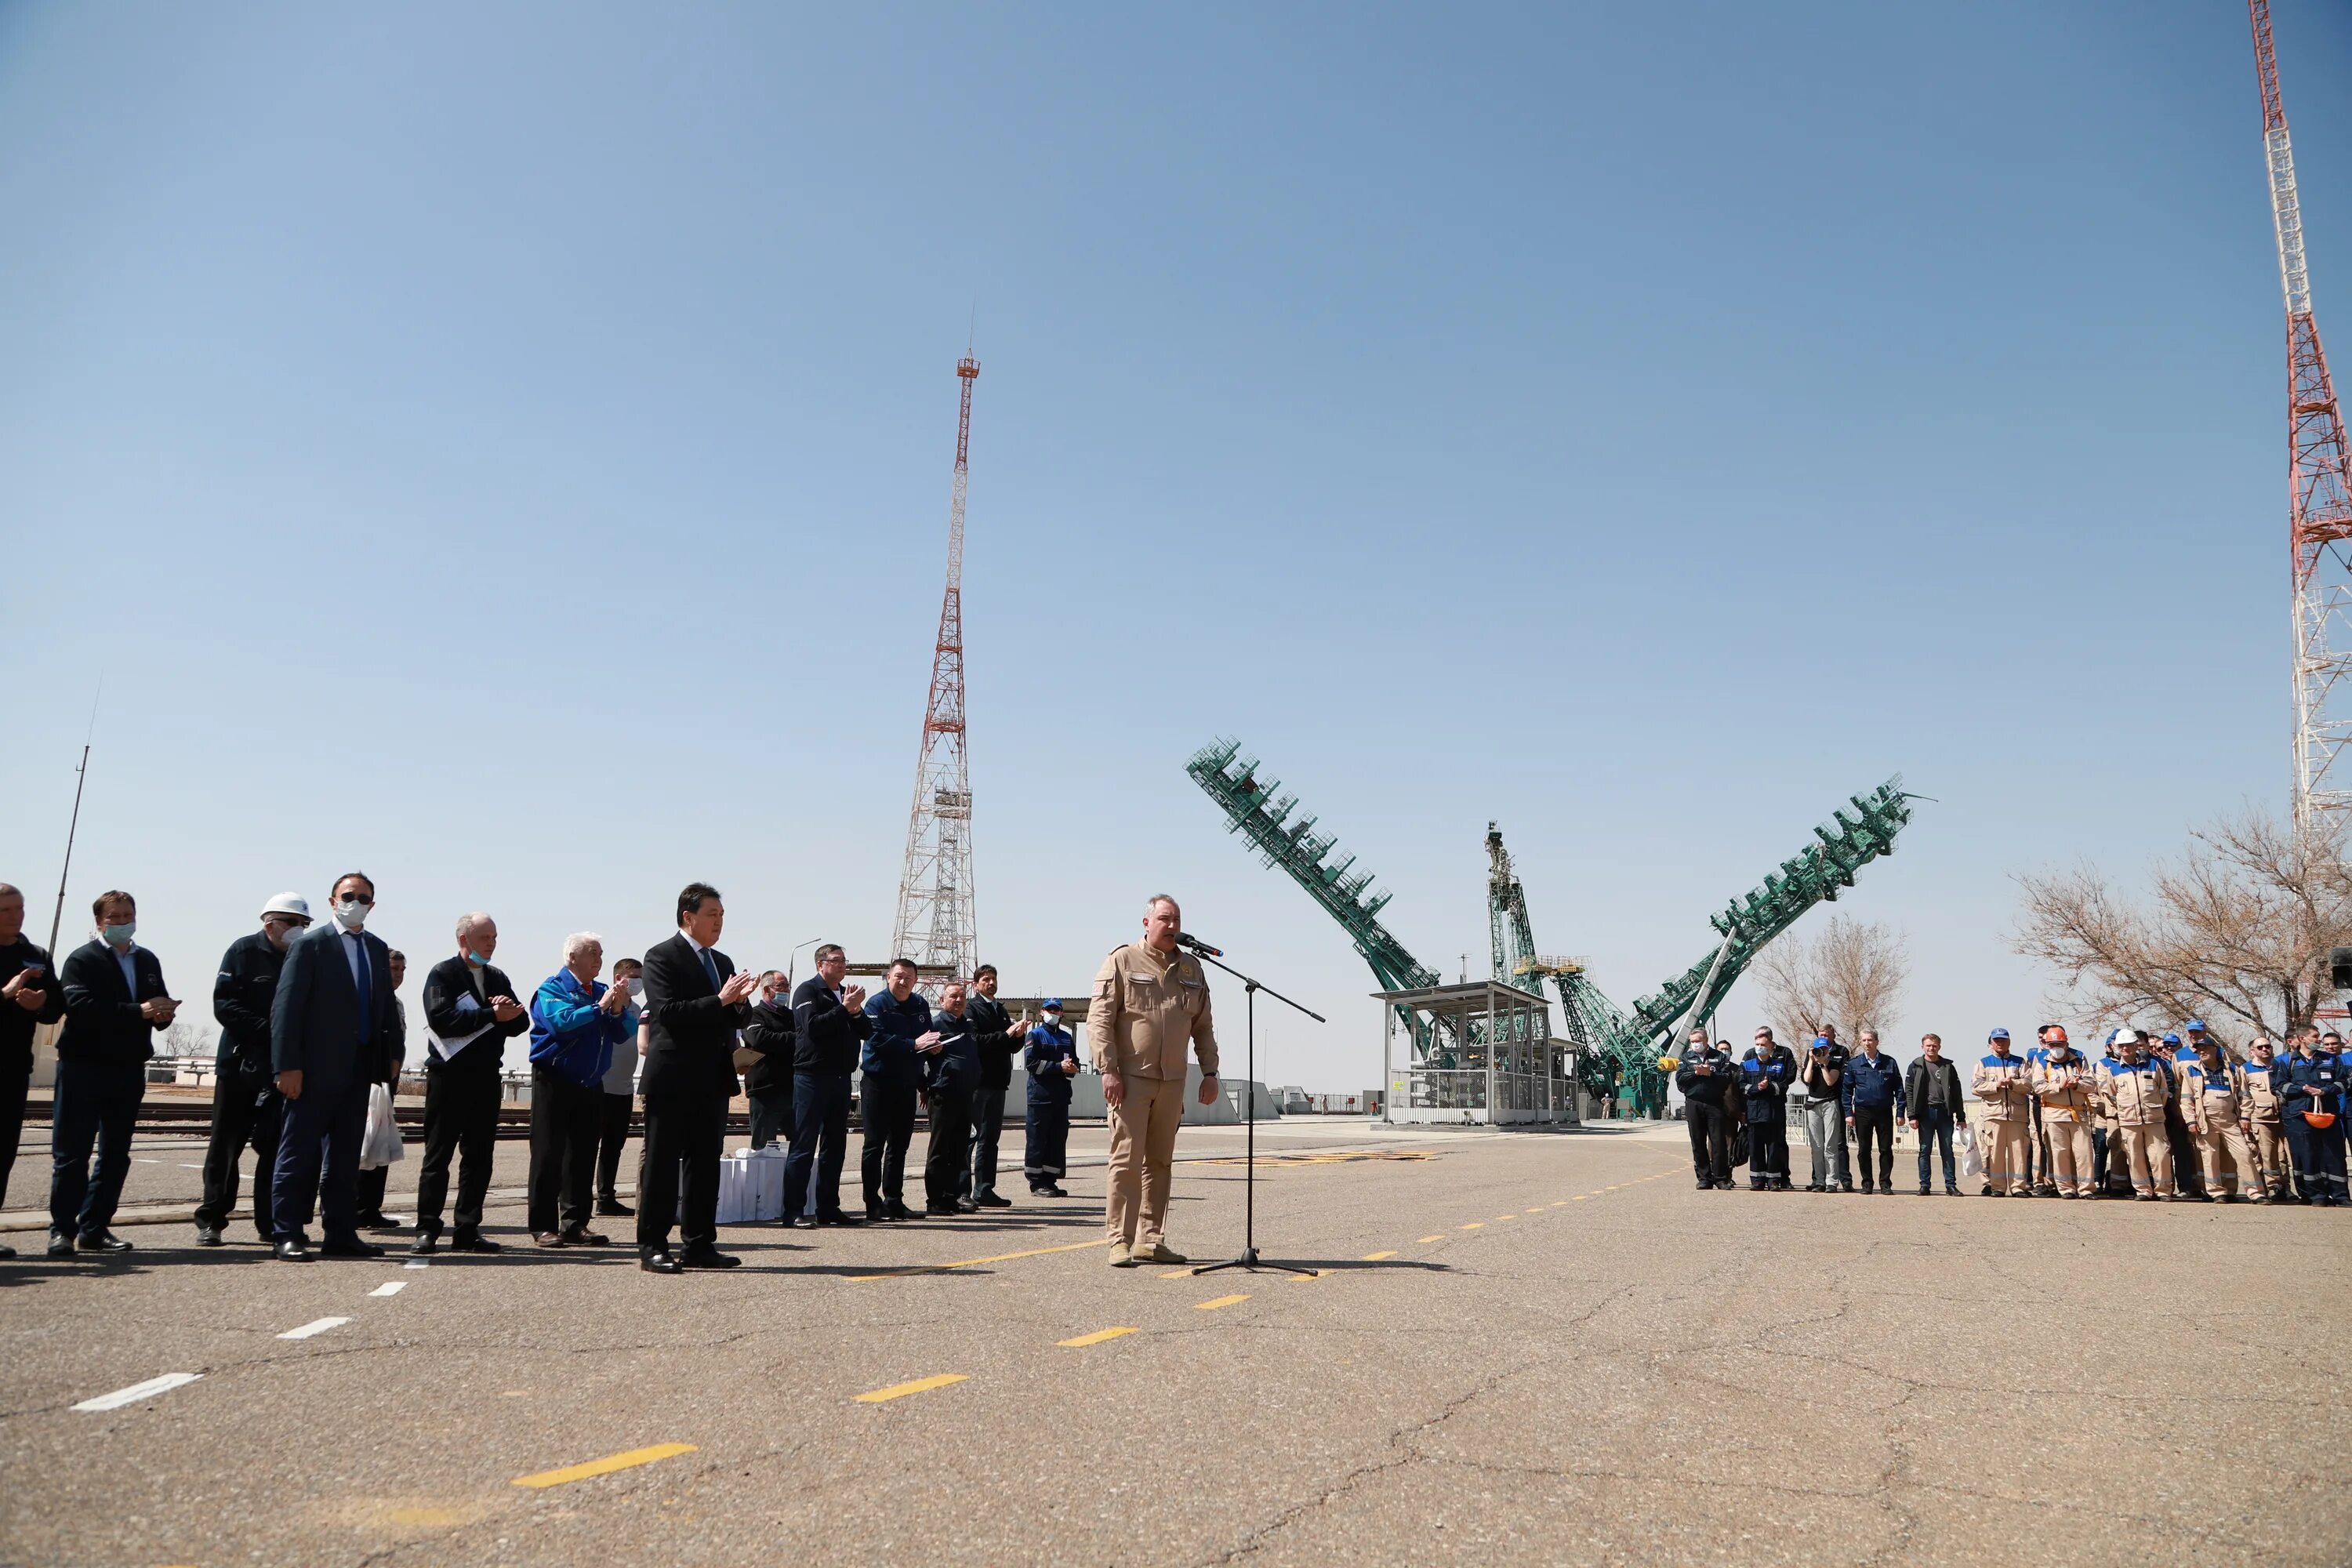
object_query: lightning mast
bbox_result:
[2250,1,2352,834]
[891,356,983,985]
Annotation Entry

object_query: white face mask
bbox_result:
[626,978,644,999]
[1043,1011,1062,1027]
[336,898,372,930]
[268,921,305,951]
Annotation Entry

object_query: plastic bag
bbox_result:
[359,1083,405,1170]
[1956,1123,1983,1181]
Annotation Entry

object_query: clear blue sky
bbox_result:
[3,2,2346,1088]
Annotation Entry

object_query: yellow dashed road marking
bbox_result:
[1459,1221,1483,1230]
[512,1443,697,1489]
[1058,1327,1138,1348]
[1196,1294,1250,1311]
[849,1239,1109,1281]
[855,1374,969,1403]
[1363,1250,1398,1261]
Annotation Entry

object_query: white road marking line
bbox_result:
[72,1372,202,1412]
[178,1163,206,1170]
[278,1316,351,1340]
[368,1282,406,1298]
[404,1258,430,1269]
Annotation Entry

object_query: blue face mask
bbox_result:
[465,950,489,967]
[102,921,136,948]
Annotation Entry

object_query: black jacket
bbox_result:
[420,955,529,1080]
[968,993,1025,1091]
[1674,1044,1734,1107]
[1904,1057,1966,1122]
[0,935,67,1072]
[212,931,286,1078]
[790,976,869,1077]
[58,939,169,1065]
[640,931,750,1098]
[271,924,400,1091]
[740,992,796,1094]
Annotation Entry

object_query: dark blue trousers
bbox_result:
[2285,1114,2350,1203]
[1024,1097,1071,1186]
[49,1058,145,1239]
[1915,1106,1958,1190]
[786,1071,851,1220]
[270,1075,368,1245]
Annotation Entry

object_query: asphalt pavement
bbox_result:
[2,1117,2346,1567]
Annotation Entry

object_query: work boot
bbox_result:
[596,1197,634,1217]
[1107,1240,1137,1268]
[194,1223,225,1247]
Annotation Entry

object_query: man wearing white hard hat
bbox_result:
[194,893,311,1246]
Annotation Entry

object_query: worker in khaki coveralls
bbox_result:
[2027,1028,2098,1198]
[2181,1036,2266,1201]
[2241,1037,2291,1200]
[2097,1029,2176,1200]
[1090,895,1220,1269]
[1970,1029,2033,1196]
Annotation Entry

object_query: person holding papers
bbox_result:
[411,911,528,1256]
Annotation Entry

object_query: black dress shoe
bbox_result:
[319,1239,386,1259]
[366,1215,405,1234]
[885,1202,916,1221]
[973,1193,1013,1209]
[596,1199,635,1217]
[558,1228,609,1247]
[925,1204,962,1218]
[274,1239,315,1262]
[815,1213,862,1227]
[194,1224,226,1247]
[46,1231,74,1258]
[410,1231,440,1257]
[448,1232,503,1254]
[677,1246,742,1270]
[640,1250,682,1274]
[351,1210,390,1229]
[781,1215,818,1229]
[76,1231,133,1254]
[954,1199,981,1214]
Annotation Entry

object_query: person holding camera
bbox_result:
[1798,1029,1852,1192]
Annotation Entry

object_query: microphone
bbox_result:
[1175,932,1223,957]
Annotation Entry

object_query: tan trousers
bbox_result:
[1981,1119,2031,1193]
[2194,1123,2263,1196]
[2116,1124,2174,1196]
[1105,1074,1185,1247]
[2045,1120,2095,1195]
[2252,1120,2288,1196]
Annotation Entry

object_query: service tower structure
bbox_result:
[2249,1,2352,835]
[890,356,983,989]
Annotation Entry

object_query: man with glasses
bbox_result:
[195,892,310,1246]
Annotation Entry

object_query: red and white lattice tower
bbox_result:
[891,356,983,984]
[2250,1,2352,835]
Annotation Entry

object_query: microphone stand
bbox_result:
[1187,946,1323,1278]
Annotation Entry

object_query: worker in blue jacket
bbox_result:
[1740,1027,1798,1191]
[1674,1029,1736,1189]
[525,936,632,1247]
[2281,1031,2347,1206]
[1840,1029,1907,1194]
[860,960,938,1221]
[1022,998,1081,1196]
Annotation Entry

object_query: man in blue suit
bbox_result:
[268,871,400,1261]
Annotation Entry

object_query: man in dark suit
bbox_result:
[785,944,868,1229]
[194,891,310,1246]
[0,883,67,1259]
[637,881,758,1272]
[49,889,174,1256]
[268,872,398,1261]
[412,912,529,1255]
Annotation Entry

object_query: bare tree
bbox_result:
[2012,810,2352,1042]
[161,1013,213,1060]
[1754,914,1910,1044]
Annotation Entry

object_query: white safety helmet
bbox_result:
[260,891,311,921]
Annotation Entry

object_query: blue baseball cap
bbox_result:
[2161,1032,2181,1045]
[2183,1018,2208,1032]
[1039,996,1064,1011]
[1811,1035,1831,1049]
[1987,1028,2009,1041]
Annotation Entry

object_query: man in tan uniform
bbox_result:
[1970,1029,2032,1196]
[2241,1036,2288,1203]
[2096,1029,2176,1200]
[2182,1036,2265,1202]
[1091,895,1220,1268]
[2028,1029,2097,1198]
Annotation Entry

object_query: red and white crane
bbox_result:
[2249,0,2352,834]
[891,356,983,985]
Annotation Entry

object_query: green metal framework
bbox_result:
[1192,738,1915,1118]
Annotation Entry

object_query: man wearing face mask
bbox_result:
[2241,1036,2289,1203]
[0,884,67,1258]
[49,890,176,1256]
[592,956,643,1218]
[1023,998,1080,1197]
[412,911,529,1255]
[2096,1029,2176,1201]
[194,892,310,1246]
[267,873,400,1260]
